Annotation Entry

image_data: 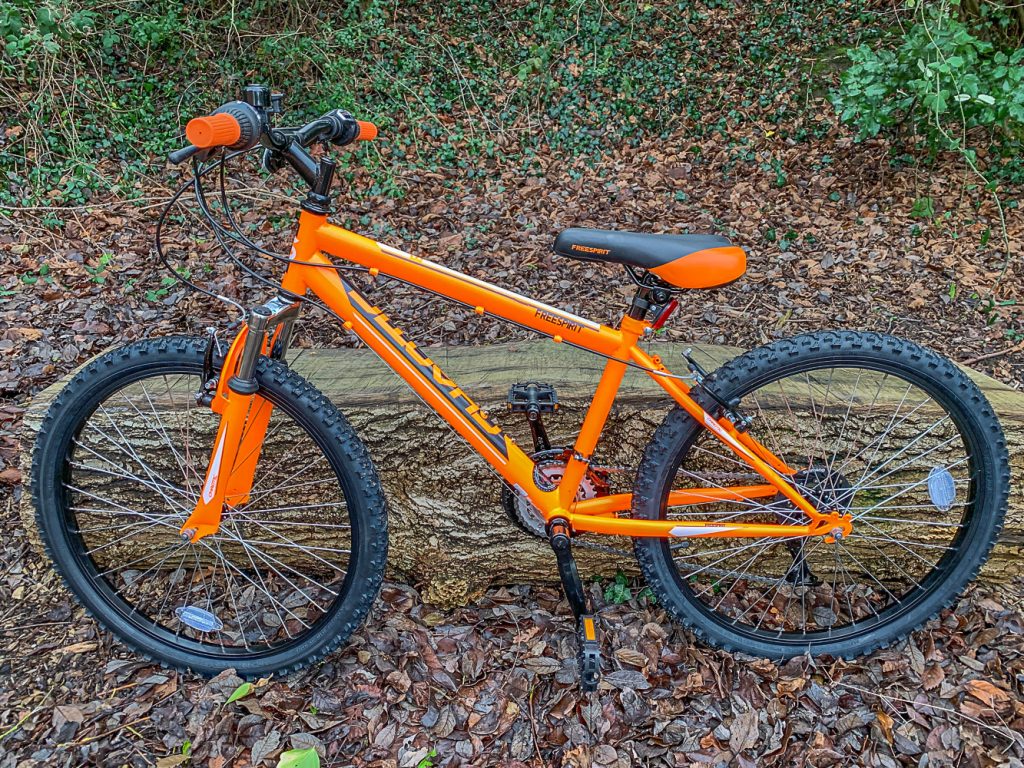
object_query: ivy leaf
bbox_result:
[225,682,253,704]
[277,749,320,768]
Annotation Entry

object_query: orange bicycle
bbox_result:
[32,86,1009,690]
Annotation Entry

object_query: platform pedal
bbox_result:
[506,382,559,415]
[508,382,559,451]
[577,614,602,692]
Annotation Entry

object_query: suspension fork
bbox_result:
[180,295,301,542]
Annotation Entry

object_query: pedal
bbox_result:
[577,614,602,692]
[507,382,559,415]
[508,382,559,451]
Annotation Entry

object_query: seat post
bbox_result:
[627,285,671,320]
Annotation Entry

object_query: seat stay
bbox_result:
[629,345,824,525]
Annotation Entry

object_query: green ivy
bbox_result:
[2,0,881,205]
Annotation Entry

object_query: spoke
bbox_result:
[851,457,969,521]
[775,378,814,474]
[701,538,781,606]
[128,384,194,496]
[227,501,349,516]
[211,537,261,650]
[69,457,193,503]
[850,417,956,492]
[826,368,864,473]
[836,372,889,471]
[200,535,307,633]
[66,484,185,521]
[853,534,953,552]
[82,414,192,514]
[220,517,352,530]
[244,445,328,500]
[242,477,340,508]
[856,514,964,527]
[153,549,190,625]
[845,536,926,590]
[215,524,342,596]
[831,389,933,478]
[229,515,351,576]
[83,519,169,556]
[834,542,902,604]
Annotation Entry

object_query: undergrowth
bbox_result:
[0,0,881,207]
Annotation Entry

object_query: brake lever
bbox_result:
[168,145,213,165]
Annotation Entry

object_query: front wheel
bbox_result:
[31,336,388,677]
[633,331,1008,659]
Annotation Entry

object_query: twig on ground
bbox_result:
[962,340,1024,366]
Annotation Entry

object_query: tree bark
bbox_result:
[20,341,1024,607]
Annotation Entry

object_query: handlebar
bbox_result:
[169,86,378,186]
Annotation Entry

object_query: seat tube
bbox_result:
[558,356,627,509]
[557,316,644,512]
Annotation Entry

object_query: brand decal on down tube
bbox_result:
[346,284,509,457]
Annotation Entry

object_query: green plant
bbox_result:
[2,0,885,206]
[85,253,114,283]
[224,681,253,704]
[277,748,319,768]
[832,2,1024,164]
[604,570,632,604]
[911,196,936,218]
[20,263,53,286]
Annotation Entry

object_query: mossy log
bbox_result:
[20,341,1024,607]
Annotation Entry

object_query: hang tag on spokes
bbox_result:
[927,466,956,512]
[175,605,223,633]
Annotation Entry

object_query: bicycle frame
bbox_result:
[181,210,853,543]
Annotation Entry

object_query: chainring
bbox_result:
[500,448,610,538]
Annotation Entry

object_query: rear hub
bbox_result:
[774,465,856,585]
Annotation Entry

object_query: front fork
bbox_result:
[180,295,300,542]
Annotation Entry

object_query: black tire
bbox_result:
[31,336,388,677]
[633,331,1008,659]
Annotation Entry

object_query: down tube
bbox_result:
[287,253,558,512]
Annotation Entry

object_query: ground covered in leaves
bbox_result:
[2,485,1023,768]
[3,1,1024,765]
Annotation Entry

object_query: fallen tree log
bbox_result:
[20,340,1024,607]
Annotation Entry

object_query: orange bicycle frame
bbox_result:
[182,210,852,543]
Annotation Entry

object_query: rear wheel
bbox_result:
[633,331,1008,659]
[31,336,388,677]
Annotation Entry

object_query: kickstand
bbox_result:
[548,519,601,692]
